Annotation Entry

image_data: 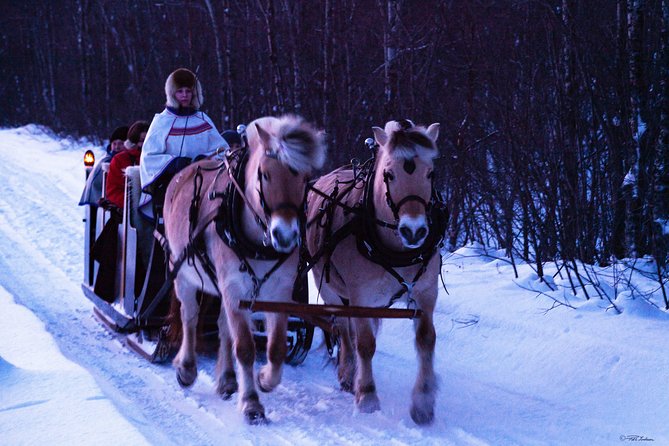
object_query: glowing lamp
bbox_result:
[83,150,95,167]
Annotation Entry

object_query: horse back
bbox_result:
[164,159,228,254]
[307,168,363,248]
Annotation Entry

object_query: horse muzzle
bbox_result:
[398,215,429,249]
[269,215,300,253]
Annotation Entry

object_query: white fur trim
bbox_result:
[165,70,204,109]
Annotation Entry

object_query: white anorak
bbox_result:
[138,107,228,218]
[139,107,227,190]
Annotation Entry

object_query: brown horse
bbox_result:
[163,115,325,424]
[305,119,444,425]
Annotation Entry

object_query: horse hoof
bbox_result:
[176,367,197,388]
[339,380,354,394]
[410,405,434,425]
[256,370,279,393]
[217,372,238,400]
[257,378,272,393]
[355,391,381,413]
[217,382,238,400]
[244,409,267,425]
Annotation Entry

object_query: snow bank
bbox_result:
[0,286,150,445]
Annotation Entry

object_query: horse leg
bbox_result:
[335,318,355,393]
[172,278,199,387]
[257,312,287,392]
[223,298,266,425]
[214,305,238,400]
[353,317,380,413]
[410,309,437,425]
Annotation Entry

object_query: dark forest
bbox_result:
[1,0,668,284]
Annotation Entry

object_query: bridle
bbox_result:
[257,166,302,226]
[223,149,306,246]
[381,169,431,225]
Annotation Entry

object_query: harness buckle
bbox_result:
[252,277,262,300]
[402,281,420,319]
[401,281,415,302]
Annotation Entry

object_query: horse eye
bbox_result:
[385,171,395,181]
[288,166,299,176]
[262,171,270,181]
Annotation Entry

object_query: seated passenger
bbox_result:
[221,129,243,151]
[139,68,228,219]
[79,125,129,207]
[105,120,150,210]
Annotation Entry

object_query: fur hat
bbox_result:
[124,120,150,149]
[109,125,129,144]
[165,68,203,109]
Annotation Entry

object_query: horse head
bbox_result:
[246,115,326,253]
[372,119,440,249]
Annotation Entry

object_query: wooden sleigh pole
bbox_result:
[238,300,422,334]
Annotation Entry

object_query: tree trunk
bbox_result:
[203,0,225,127]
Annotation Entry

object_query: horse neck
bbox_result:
[240,152,267,244]
[371,157,404,250]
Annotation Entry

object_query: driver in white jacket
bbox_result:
[139,67,228,218]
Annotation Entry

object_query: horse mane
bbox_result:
[247,115,326,173]
[383,120,437,163]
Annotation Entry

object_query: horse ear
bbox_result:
[372,126,388,147]
[426,123,440,142]
[255,122,272,148]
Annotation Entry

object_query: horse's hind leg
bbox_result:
[410,308,437,425]
[215,305,238,399]
[257,312,287,392]
[222,297,266,424]
[353,317,381,413]
[335,318,355,393]
[172,277,199,387]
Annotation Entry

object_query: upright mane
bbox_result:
[383,119,438,163]
[247,115,326,174]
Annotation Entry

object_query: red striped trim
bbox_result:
[168,122,213,136]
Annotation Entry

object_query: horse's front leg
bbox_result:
[410,303,438,425]
[214,305,238,399]
[172,276,199,387]
[353,317,381,413]
[257,312,287,392]
[222,296,266,424]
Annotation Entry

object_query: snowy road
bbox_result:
[0,126,667,445]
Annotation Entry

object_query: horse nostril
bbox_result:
[272,227,298,248]
[416,227,427,240]
[400,226,412,240]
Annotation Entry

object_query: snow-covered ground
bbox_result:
[0,126,667,445]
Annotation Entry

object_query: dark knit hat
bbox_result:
[110,126,129,143]
[127,120,150,144]
[221,130,242,147]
